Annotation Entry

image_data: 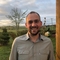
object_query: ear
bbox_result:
[40,21,42,25]
[25,23,27,28]
[40,21,42,27]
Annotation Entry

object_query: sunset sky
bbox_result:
[0,0,56,26]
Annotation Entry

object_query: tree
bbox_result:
[0,28,10,45]
[6,8,27,35]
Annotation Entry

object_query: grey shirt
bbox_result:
[9,34,55,60]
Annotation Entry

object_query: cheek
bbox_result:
[39,22,42,27]
[25,23,31,29]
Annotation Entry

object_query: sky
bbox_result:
[0,0,56,26]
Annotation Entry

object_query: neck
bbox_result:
[28,33,39,42]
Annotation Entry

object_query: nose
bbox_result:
[32,22,36,26]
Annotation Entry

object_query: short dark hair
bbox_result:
[26,11,41,20]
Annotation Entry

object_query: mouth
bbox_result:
[30,27,38,33]
[29,27,40,36]
[31,28,37,31]
[30,26,38,29]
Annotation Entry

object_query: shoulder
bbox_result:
[41,35,51,43]
[11,34,28,47]
[13,34,27,43]
[15,34,27,41]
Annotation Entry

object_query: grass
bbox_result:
[0,37,13,60]
[0,45,11,60]
[50,37,56,56]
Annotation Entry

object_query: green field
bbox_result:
[0,35,13,60]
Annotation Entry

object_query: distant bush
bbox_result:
[8,30,27,40]
[9,32,16,40]
[50,30,56,37]
[0,28,10,45]
[17,30,27,36]
[50,30,56,34]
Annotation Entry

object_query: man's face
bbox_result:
[25,13,42,36]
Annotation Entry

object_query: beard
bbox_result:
[29,26,40,36]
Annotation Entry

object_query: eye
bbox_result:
[28,20,33,24]
[28,20,40,24]
[34,20,39,23]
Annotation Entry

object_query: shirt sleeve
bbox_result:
[48,40,55,60]
[9,38,17,60]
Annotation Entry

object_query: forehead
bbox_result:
[26,13,40,20]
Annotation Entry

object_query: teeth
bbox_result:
[32,28,37,29]
[32,28,37,30]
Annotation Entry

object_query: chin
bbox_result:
[31,32,39,36]
[29,30,40,36]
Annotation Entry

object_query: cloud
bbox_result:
[0,19,25,26]
[0,8,7,15]
[8,0,37,10]
[0,19,12,26]
[0,0,12,5]
[0,8,3,13]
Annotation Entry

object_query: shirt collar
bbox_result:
[26,33,44,41]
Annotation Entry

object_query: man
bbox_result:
[9,11,55,60]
